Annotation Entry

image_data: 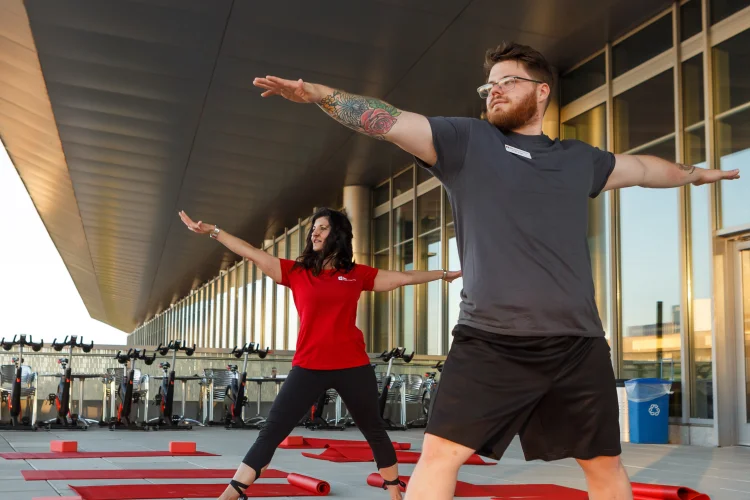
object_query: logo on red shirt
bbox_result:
[338,276,356,282]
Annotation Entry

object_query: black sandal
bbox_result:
[381,477,406,490]
[229,479,249,500]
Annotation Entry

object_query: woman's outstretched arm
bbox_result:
[372,269,461,292]
[179,211,282,283]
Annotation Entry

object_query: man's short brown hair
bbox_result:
[484,41,554,109]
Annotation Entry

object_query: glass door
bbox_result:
[737,242,750,445]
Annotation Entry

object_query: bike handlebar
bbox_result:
[230,343,270,359]
[156,340,196,357]
[50,335,93,353]
[377,347,414,363]
[1,334,44,352]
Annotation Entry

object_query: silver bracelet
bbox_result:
[442,270,447,280]
[210,226,221,239]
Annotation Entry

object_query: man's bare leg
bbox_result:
[577,456,633,500]
[403,433,475,500]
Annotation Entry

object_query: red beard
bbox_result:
[486,90,538,133]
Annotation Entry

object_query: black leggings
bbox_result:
[242,364,397,475]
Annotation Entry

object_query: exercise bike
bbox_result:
[222,343,269,429]
[110,348,156,430]
[145,340,199,430]
[301,389,347,431]
[407,361,443,428]
[376,347,414,431]
[0,335,43,430]
[38,336,95,430]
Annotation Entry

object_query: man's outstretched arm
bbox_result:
[253,76,437,165]
[603,154,740,191]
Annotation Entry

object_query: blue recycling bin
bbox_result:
[624,378,671,444]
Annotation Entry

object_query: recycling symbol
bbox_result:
[648,404,660,416]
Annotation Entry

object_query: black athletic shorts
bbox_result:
[426,324,622,462]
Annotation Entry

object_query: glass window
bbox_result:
[711,0,749,24]
[239,264,247,345]
[561,53,606,105]
[394,242,415,352]
[219,274,228,349]
[417,189,443,355]
[446,223,462,350]
[682,55,704,127]
[288,231,300,350]
[612,13,673,78]
[561,104,612,343]
[264,273,274,349]
[614,69,675,152]
[393,167,414,197]
[620,138,682,417]
[228,268,237,349]
[417,166,433,185]
[254,271,263,346]
[373,252,390,353]
[417,188,441,234]
[246,264,254,346]
[685,127,713,418]
[713,30,750,114]
[373,182,389,207]
[276,239,286,349]
[374,213,390,252]
[680,0,702,41]
[716,107,750,229]
[394,202,414,243]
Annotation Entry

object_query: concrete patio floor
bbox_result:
[1,427,748,499]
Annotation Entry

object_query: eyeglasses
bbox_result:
[477,76,543,99]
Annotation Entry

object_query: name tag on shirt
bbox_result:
[505,144,532,159]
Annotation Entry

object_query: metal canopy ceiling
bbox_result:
[0,0,672,332]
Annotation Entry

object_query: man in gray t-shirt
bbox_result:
[254,42,738,500]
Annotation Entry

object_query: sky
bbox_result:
[0,139,127,346]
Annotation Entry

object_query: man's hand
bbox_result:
[253,76,327,104]
[693,167,740,186]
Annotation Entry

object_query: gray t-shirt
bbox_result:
[415,117,615,337]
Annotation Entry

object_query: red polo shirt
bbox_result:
[280,259,378,370]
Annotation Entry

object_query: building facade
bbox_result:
[130,0,750,447]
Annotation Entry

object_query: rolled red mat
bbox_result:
[366,472,409,491]
[287,473,331,495]
[631,483,709,500]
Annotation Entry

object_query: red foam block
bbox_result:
[50,440,77,452]
[168,441,196,453]
[1,450,217,460]
[22,468,289,481]
[303,447,494,465]
[279,436,410,450]
[70,474,330,499]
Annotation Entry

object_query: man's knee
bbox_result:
[576,455,624,478]
[419,433,475,465]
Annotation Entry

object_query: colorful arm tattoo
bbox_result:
[317,90,401,139]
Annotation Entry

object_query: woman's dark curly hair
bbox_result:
[292,208,355,276]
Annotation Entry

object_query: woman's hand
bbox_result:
[444,270,462,283]
[179,210,214,235]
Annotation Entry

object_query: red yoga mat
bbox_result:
[303,446,494,465]
[1,450,217,460]
[279,436,411,450]
[70,473,331,499]
[22,468,289,481]
[367,473,588,498]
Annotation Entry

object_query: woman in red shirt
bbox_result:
[179,208,460,500]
